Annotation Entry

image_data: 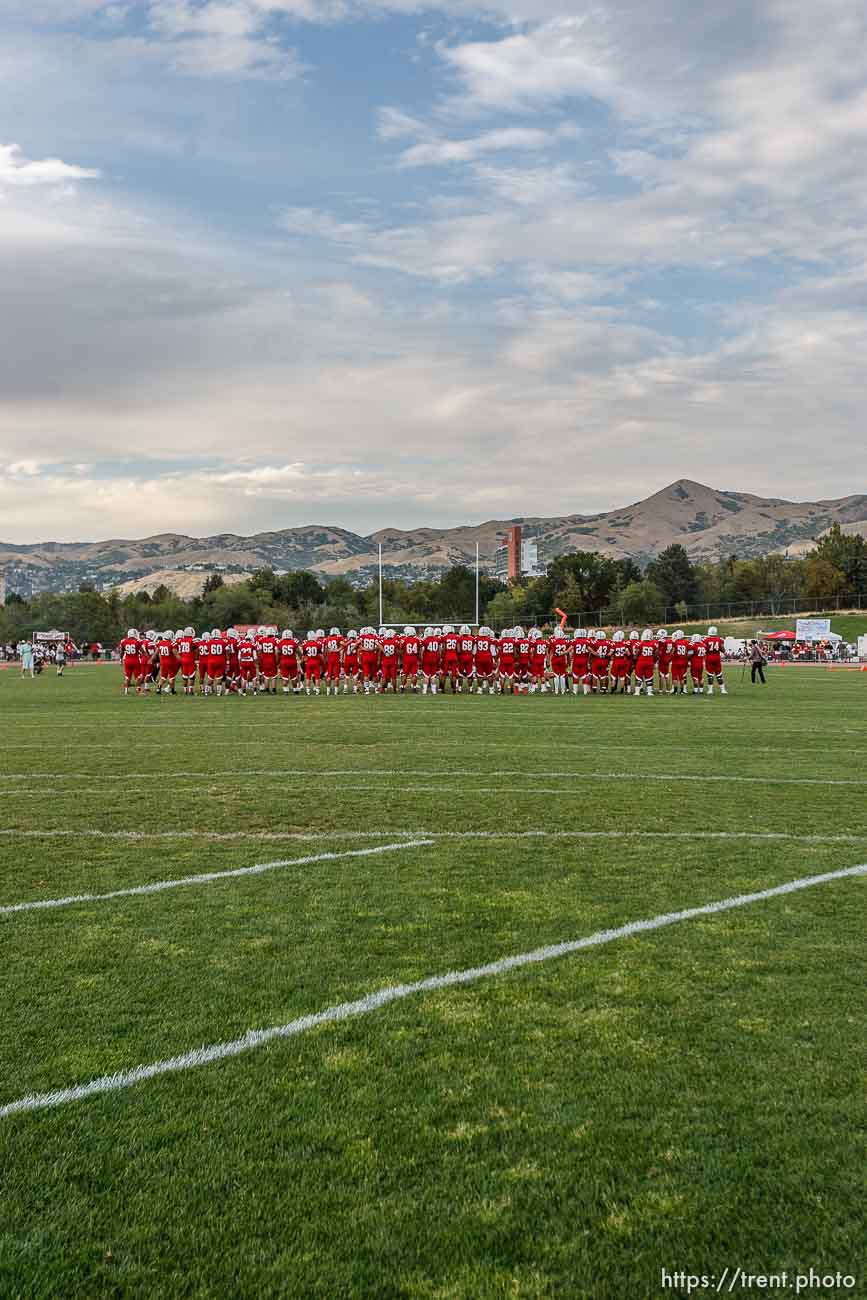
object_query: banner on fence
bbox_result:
[795,618,831,641]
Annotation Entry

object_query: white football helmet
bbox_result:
[574,628,585,639]
[708,625,718,635]
[378,626,387,636]
[282,629,291,639]
[258,626,267,636]
[642,628,653,640]
[307,629,315,639]
[460,625,470,635]
[406,626,416,636]
[316,628,325,638]
[330,626,340,635]
[443,624,454,634]
[674,629,684,639]
[613,630,624,642]
[691,633,702,643]
[127,628,138,639]
[348,629,358,639]
[657,629,667,639]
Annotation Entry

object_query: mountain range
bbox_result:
[2,479,866,598]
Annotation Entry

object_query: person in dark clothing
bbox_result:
[749,640,767,684]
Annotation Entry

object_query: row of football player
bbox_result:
[120,624,727,696]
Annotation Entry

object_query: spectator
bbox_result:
[749,639,767,685]
[18,639,34,678]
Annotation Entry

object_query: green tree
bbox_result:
[803,557,846,602]
[280,571,325,607]
[202,573,224,595]
[615,580,666,625]
[810,524,867,595]
[645,544,698,605]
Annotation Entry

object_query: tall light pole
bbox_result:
[475,543,480,625]
[378,543,383,627]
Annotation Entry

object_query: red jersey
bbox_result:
[592,638,611,665]
[176,635,196,661]
[475,633,494,660]
[120,636,141,662]
[380,635,400,662]
[422,635,441,660]
[671,637,691,672]
[442,633,460,663]
[402,635,421,662]
[610,642,631,669]
[258,634,278,661]
[279,636,299,662]
[571,636,592,665]
[238,638,257,664]
[550,636,570,668]
[498,635,517,661]
[302,638,321,660]
[359,633,380,658]
[635,639,657,676]
[530,638,548,671]
[458,633,475,659]
[689,641,707,673]
[704,635,724,658]
[207,635,227,662]
[517,637,531,665]
[657,636,673,666]
[343,636,359,665]
[156,637,176,666]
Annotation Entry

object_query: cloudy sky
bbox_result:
[1,0,866,542]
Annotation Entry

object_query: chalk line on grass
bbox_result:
[0,769,865,787]
[2,861,864,1118]
[0,840,432,916]
[2,828,867,847]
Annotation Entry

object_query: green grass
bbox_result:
[1,666,865,1299]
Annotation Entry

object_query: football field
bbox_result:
[1,667,865,1299]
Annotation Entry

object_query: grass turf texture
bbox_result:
[0,669,865,1299]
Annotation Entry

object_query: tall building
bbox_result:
[493,526,546,582]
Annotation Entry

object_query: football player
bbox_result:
[324,627,343,696]
[670,629,690,694]
[609,630,631,694]
[120,628,143,695]
[633,628,657,697]
[302,629,322,695]
[401,626,421,693]
[421,626,441,695]
[704,626,727,695]
[571,628,593,696]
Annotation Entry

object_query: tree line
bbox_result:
[1,524,864,644]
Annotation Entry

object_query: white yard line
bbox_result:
[2,861,864,1118]
[0,769,865,786]
[1,828,866,846]
[0,840,432,915]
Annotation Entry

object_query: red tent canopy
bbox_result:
[762,630,796,640]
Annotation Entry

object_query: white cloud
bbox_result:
[146,0,304,78]
[376,111,581,167]
[0,142,100,187]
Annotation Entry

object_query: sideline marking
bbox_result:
[2,828,867,846]
[2,862,864,1117]
[0,769,865,787]
[0,840,432,915]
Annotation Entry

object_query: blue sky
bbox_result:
[1,0,866,541]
